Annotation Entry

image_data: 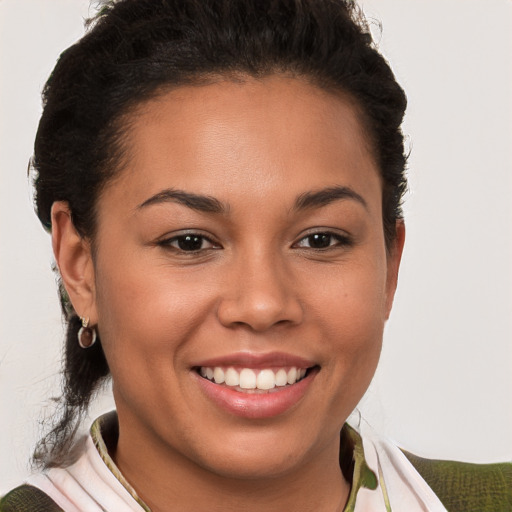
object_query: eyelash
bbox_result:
[157,230,351,253]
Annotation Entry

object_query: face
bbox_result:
[82,76,403,479]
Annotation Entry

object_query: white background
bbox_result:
[1,0,511,493]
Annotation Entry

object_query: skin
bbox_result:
[52,75,405,512]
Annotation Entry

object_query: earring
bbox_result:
[78,317,97,349]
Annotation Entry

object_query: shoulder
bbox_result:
[0,485,63,512]
[403,450,512,512]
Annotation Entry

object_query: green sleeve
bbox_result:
[0,485,63,512]
[403,450,512,512]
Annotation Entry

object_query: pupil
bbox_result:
[178,235,203,251]
[309,233,331,248]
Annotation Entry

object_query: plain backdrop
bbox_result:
[1,0,511,493]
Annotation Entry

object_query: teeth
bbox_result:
[239,368,257,389]
[287,367,297,385]
[199,366,309,390]
[257,369,276,390]
[275,369,288,387]
[225,367,240,387]
[213,367,225,384]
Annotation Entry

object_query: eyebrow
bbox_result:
[137,188,227,214]
[293,186,367,211]
[137,185,366,215]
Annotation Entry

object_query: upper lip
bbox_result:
[193,351,317,369]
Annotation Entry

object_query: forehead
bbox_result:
[103,75,381,214]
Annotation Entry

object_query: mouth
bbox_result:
[192,353,319,419]
[196,365,313,394]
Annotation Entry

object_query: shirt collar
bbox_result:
[90,411,378,511]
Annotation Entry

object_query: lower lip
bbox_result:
[194,369,318,419]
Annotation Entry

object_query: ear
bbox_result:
[384,220,405,320]
[51,201,98,324]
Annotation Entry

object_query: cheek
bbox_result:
[93,263,218,428]
[93,253,215,376]
[311,250,388,334]
[310,251,388,389]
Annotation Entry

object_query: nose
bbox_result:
[217,251,304,332]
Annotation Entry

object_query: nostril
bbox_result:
[216,294,304,332]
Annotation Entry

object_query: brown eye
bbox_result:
[307,233,333,249]
[176,235,205,251]
[159,233,220,252]
[295,232,351,250]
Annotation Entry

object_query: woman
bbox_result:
[1,0,510,510]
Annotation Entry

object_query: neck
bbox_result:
[112,416,351,512]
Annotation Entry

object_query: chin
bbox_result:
[184,420,334,481]
[197,445,306,481]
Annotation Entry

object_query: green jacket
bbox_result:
[2,456,511,512]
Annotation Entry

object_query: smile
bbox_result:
[193,354,319,419]
[198,366,308,393]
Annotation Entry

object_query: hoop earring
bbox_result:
[78,317,97,349]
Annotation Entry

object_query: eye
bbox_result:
[294,232,351,250]
[158,233,220,252]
